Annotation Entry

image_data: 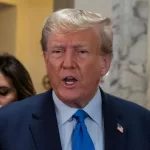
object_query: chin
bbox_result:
[57,89,79,103]
[53,84,82,103]
[60,92,77,101]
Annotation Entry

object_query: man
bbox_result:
[0,8,150,150]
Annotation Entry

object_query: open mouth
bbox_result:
[63,76,78,86]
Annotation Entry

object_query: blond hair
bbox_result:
[41,8,112,55]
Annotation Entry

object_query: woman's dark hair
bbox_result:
[0,53,36,100]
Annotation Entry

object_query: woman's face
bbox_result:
[0,73,17,108]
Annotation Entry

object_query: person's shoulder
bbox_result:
[105,92,150,119]
[0,91,48,120]
[106,93,149,111]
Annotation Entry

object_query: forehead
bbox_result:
[0,73,11,87]
[48,28,100,47]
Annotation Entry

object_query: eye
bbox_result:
[0,87,10,96]
[77,49,89,58]
[50,49,65,58]
[52,50,63,53]
[78,50,88,54]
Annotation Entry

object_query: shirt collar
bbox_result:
[53,88,102,126]
[83,89,102,125]
[53,92,77,126]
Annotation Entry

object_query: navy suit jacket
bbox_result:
[0,89,150,150]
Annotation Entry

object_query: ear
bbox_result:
[43,51,49,68]
[100,55,112,76]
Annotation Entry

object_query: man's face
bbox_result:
[44,28,111,107]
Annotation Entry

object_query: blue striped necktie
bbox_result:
[72,110,95,150]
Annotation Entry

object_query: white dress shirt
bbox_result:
[53,89,104,150]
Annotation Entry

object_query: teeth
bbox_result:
[65,81,74,85]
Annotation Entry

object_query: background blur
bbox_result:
[0,0,150,109]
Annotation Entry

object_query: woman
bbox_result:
[0,53,36,107]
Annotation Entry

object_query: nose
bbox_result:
[62,49,76,69]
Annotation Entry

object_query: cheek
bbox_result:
[46,59,62,83]
[82,59,101,75]
[80,60,101,82]
[87,68,100,80]
[8,91,17,101]
[46,59,59,74]
[0,94,16,106]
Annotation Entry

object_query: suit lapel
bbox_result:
[29,90,62,150]
[101,90,127,150]
[29,88,128,150]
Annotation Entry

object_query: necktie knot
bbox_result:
[73,110,88,123]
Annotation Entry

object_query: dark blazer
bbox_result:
[0,89,150,150]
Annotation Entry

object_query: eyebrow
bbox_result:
[50,44,66,49]
[50,42,88,49]
[72,44,87,49]
[0,86,10,89]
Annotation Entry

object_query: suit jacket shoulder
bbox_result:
[0,90,62,150]
[0,92,46,124]
[101,91,150,150]
[105,92,150,121]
